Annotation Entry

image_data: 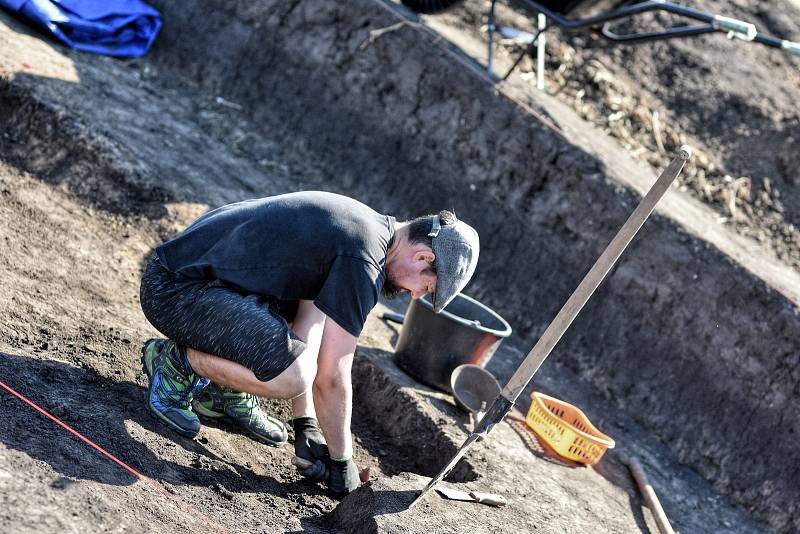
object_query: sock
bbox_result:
[171,342,194,375]
[176,344,213,394]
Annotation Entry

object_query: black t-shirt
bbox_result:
[156,191,395,337]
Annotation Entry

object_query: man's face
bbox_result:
[383,243,438,300]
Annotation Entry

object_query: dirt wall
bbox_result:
[141,1,798,530]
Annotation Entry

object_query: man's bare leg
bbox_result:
[287,300,326,417]
[186,299,326,401]
[186,349,306,398]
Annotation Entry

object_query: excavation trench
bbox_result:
[139,1,800,529]
[1,0,799,532]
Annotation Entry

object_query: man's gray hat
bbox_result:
[428,214,480,313]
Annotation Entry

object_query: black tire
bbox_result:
[400,0,466,14]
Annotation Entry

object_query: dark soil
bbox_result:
[0,14,415,532]
[424,0,800,269]
[1,1,797,533]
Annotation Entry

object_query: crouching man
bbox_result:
[138,191,479,496]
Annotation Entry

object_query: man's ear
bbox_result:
[413,250,435,264]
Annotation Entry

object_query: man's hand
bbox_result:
[291,417,330,481]
[327,457,360,497]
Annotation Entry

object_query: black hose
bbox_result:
[400,0,465,15]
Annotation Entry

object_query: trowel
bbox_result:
[436,487,507,507]
[409,146,694,508]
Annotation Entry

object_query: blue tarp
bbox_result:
[0,0,162,57]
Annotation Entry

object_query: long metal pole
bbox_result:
[536,13,545,90]
[487,0,497,76]
[500,145,691,401]
[409,146,693,508]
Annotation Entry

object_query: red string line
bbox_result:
[0,379,233,534]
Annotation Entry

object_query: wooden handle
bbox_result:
[292,456,313,468]
[624,456,675,534]
[469,491,507,507]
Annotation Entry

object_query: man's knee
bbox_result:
[278,349,317,397]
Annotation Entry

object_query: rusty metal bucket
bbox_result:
[394,293,512,392]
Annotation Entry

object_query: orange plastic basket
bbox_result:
[526,392,615,465]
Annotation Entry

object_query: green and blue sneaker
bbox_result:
[193,383,288,447]
[141,338,209,438]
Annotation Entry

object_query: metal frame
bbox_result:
[485,0,800,80]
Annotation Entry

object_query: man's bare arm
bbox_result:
[312,317,357,459]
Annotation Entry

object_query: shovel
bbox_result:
[409,146,693,508]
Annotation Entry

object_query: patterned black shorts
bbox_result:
[139,256,306,382]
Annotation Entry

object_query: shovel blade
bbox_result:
[436,487,474,501]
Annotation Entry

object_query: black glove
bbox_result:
[327,457,360,497]
[291,417,330,482]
